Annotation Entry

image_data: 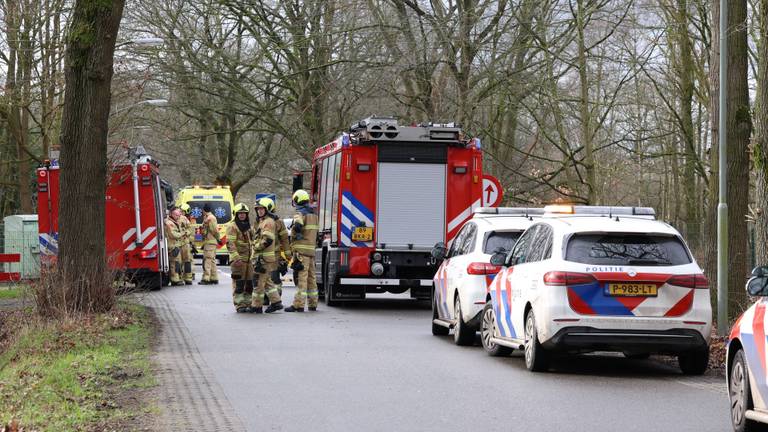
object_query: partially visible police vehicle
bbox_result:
[431,207,542,345]
[482,205,711,374]
[726,266,768,432]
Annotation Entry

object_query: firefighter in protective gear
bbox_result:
[179,203,195,284]
[199,203,222,284]
[164,206,186,286]
[285,189,319,312]
[227,203,256,313]
[264,198,290,298]
[251,197,283,313]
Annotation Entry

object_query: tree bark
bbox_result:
[57,0,125,314]
[725,0,752,317]
[755,0,768,273]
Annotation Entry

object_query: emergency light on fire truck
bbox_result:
[298,116,502,306]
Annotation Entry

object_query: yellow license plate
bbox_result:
[607,283,657,297]
[351,227,373,241]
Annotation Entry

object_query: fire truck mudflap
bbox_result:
[308,117,500,305]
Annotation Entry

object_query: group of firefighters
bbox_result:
[163,189,319,314]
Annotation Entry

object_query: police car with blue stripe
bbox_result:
[481,205,711,374]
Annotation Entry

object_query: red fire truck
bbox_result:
[37,146,173,290]
[305,117,500,305]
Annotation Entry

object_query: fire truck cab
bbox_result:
[37,146,173,290]
[309,117,497,305]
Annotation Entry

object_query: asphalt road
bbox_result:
[151,267,732,432]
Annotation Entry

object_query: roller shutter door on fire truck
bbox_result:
[377,143,447,248]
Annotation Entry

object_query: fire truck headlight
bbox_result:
[372,252,382,262]
[371,262,384,276]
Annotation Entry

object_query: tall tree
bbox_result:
[755,0,768,268]
[56,0,125,314]
[725,0,752,316]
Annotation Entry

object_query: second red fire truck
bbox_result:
[303,117,500,305]
[37,146,173,290]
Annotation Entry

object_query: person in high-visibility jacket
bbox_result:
[179,203,195,285]
[164,205,185,286]
[227,203,256,313]
[199,203,222,285]
[251,197,283,313]
[263,199,290,297]
[285,189,319,312]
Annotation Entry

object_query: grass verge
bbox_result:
[0,302,155,431]
[0,286,25,301]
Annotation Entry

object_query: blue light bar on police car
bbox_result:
[474,207,544,216]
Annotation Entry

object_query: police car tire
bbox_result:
[678,347,709,375]
[729,349,765,432]
[524,310,550,372]
[432,289,449,336]
[480,303,511,356]
[453,296,474,346]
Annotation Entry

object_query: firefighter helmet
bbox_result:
[254,197,274,211]
[180,203,191,214]
[292,189,310,205]
[233,203,250,215]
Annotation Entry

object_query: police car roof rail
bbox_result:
[543,205,656,219]
[474,207,544,217]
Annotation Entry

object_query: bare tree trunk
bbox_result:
[755,0,768,269]
[57,0,125,314]
[726,0,752,317]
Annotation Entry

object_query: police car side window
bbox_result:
[528,224,553,262]
[510,226,539,264]
[448,225,470,257]
[458,224,477,255]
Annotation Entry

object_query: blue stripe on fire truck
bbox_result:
[39,232,59,256]
[340,191,374,247]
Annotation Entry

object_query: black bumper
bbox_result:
[542,327,708,354]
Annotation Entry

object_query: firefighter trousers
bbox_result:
[251,261,281,307]
[181,244,194,282]
[292,255,318,308]
[231,259,254,309]
[168,246,183,283]
[202,243,218,282]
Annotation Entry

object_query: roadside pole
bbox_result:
[717,0,728,336]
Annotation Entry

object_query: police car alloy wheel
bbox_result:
[453,296,474,346]
[480,303,512,356]
[524,311,550,372]
[729,349,758,432]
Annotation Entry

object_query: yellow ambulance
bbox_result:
[176,185,234,265]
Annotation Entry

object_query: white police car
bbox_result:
[481,205,712,374]
[431,207,542,345]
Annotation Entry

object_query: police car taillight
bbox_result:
[467,262,502,275]
[667,274,709,289]
[543,271,596,286]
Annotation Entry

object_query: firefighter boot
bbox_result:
[236,307,249,313]
[249,306,263,314]
[264,302,283,313]
[308,307,317,311]
[284,305,304,313]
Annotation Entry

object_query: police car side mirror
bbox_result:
[431,242,448,261]
[751,266,768,277]
[490,252,506,267]
[747,276,768,297]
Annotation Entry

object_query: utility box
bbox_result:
[3,214,40,279]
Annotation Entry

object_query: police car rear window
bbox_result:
[187,201,232,224]
[483,231,522,254]
[565,234,691,266]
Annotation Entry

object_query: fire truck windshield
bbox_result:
[187,201,232,224]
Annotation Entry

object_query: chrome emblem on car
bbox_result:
[627,268,637,277]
